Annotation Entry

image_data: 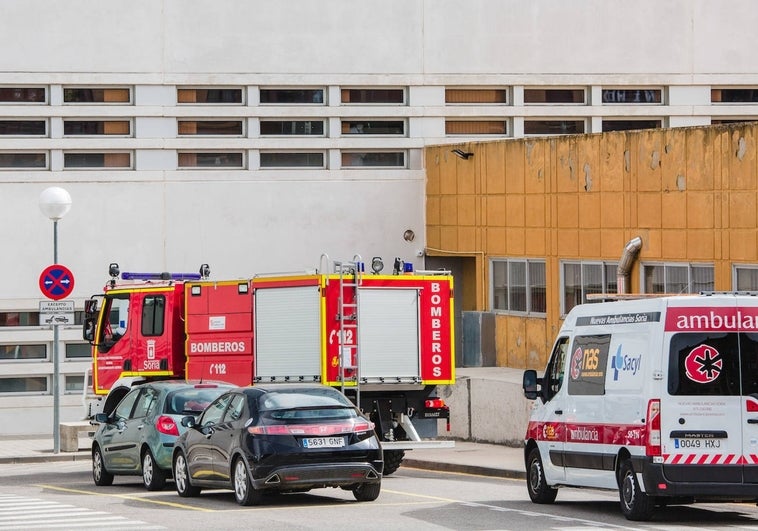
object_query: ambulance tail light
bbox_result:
[645,399,661,456]
[156,415,180,436]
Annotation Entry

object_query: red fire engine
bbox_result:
[83,256,455,473]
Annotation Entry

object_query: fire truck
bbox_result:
[82,255,455,473]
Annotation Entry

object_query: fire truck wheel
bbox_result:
[526,448,557,504]
[353,480,381,502]
[382,450,405,475]
[619,459,653,521]
[142,449,167,491]
[92,445,114,486]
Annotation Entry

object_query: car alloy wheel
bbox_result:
[142,449,166,491]
[174,452,199,497]
[92,446,114,486]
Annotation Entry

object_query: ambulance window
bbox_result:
[741,334,758,396]
[668,333,740,396]
[567,335,611,395]
[545,337,569,401]
[141,296,165,337]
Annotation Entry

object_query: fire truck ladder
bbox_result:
[334,256,363,408]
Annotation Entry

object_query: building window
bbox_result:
[63,152,131,169]
[712,118,758,125]
[177,88,243,104]
[260,120,325,136]
[602,119,662,132]
[341,88,404,104]
[0,120,46,135]
[0,312,41,326]
[524,88,585,104]
[177,152,245,168]
[712,88,758,103]
[259,88,324,104]
[0,87,45,103]
[63,120,131,136]
[491,259,546,315]
[0,377,47,394]
[63,88,131,103]
[524,120,585,135]
[65,343,91,359]
[341,120,405,135]
[445,120,508,135]
[0,344,46,360]
[562,262,618,315]
[65,374,85,393]
[734,265,758,291]
[601,89,662,104]
[260,152,325,168]
[445,88,508,104]
[341,151,405,168]
[178,120,244,136]
[0,153,46,169]
[642,263,714,294]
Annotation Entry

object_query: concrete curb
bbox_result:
[402,458,525,480]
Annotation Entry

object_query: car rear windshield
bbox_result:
[165,388,226,415]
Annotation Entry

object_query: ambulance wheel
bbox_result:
[619,459,653,521]
[382,450,405,476]
[526,448,557,504]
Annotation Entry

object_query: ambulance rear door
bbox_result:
[663,297,744,483]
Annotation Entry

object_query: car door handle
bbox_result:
[554,410,563,415]
[748,418,758,424]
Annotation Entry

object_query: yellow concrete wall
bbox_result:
[426,123,758,369]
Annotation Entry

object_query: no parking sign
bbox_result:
[39,264,75,300]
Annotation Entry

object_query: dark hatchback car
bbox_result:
[172,384,383,505]
[92,381,232,490]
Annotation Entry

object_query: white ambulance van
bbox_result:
[522,293,758,521]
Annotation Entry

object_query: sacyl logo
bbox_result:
[611,344,642,381]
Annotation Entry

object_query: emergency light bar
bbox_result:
[121,271,202,281]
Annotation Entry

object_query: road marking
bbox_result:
[35,485,214,512]
[0,493,163,530]
[382,489,640,530]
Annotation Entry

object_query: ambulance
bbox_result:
[522,292,758,520]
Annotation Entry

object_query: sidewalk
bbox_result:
[0,435,526,480]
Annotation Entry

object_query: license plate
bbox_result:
[302,436,345,448]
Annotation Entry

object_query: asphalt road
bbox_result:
[3,461,758,530]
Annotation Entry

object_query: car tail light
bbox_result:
[248,418,374,436]
[645,399,661,456]
[156,415,180,436]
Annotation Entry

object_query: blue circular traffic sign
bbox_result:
[39,264,75,300]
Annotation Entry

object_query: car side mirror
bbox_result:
[181,415,197,429]
[523,370,540,400]
[94,413,109,424]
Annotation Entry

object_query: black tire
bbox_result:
[233,457,262,506]
[619,459,654,521]
[174,451,200,497]
[92,445,114,486]
[142,449,167,491]
[382,450,405,476]
[353,480,381,502]
[526,448,557,504]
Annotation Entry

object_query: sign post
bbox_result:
[39,263,75,455]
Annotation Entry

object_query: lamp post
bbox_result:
[39,187,72,454]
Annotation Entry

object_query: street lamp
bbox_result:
[39,186,72,454]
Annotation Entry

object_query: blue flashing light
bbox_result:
[121,271,202,281]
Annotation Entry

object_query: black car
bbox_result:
[172,384,383,505]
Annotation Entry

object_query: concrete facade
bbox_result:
[3,1,758,434]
